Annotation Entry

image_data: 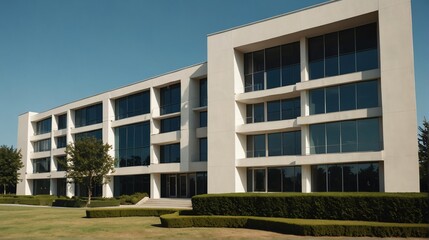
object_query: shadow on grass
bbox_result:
[151,224,164,228]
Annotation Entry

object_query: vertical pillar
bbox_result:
[151,173,161,199]
[66,181,75,198]
[104,179,114,198]
[301,165,312,193]
[300,37,309,82]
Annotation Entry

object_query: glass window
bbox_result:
[33,179,50,195]
[309,89,325,115]
[356,23,378,71]
[33,139,51,152]
[75,103,102,128]
[247,135,254,158]
[56,136,67,149]
[325,86,339,113]
[358,163,379,192]
[253,50,265,72]
[32,157,50,173]
[115,122,150,167]
[247,169,253,192]
[266,47,281,89]
[310,124,326,154]
[311,165,327,192]
[326,122,340,153]
[328,165,343,192]
[254,134,266,157]
[283,131,300,155]
[114,174,150,197]
[199,138,207,162]
[246,105,253,124]
[325,32,339,77]
[35,118,52,135]
[160,116,180,133]
[160,83,180,115]
[267,100,281,121]
[339,28,356,74]
[357,118,380,151]
[266,68,281,89]
[281,42,301,86]
[343,164,358,192]
[199,78,207,107]
[56,156,66,172]
[75,129,102,141]
[196,172,208,195]
[341,121,357,152]
[57,114,67,130]
[253,103,264,123]
[268,168,282,192]
[357,80,379,109]
[340,84,356,111]
[244,53,253,75]
[160,143,180,163]
[254,169,266,192]
[308,36,325,80]
[115,91,150,120]
[199,111,207,128]
[253,72,264,91]
[282,98,300,120]
[268,133,281,156]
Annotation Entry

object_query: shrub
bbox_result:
[192,192,429,223]
[52,198,120,208]
[86,208,181,218]
[0,195,57,206]
[160,213,429,238]
[117,192,148,205]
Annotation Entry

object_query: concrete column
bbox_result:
[301,165,312,193]
[51,178,57,196]
[300,37,309,82]
[66,181,75,198]
[151,173,161,199]
[104,179,114,198]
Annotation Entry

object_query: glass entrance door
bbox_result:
[169,175,177,197]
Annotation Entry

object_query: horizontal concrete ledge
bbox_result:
[297,107,382,125]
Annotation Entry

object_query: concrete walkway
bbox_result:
[135,197,192,209]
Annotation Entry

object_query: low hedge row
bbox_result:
[117,192,148,205]
[0,195,58,206]
[160,212,429,238]
[53,199,120,208]
[86,208,181,218]
[192,192,429,223]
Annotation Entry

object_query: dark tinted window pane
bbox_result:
[310,89,325,115]
[244,53,253,75]
[246,105,253,124]
[325,32,339,76]
[199,138,207,161]
[339,28,356,74]
[282,131,295,155]
[161,117,180,133]
[310,124,326,154]
[58,114,67,130]
[325,86,339,113]
[36,118,52,135]
[268,133,281,156]
[114,121,150,167]
[253,103,264,123]
[343,164,358,191]
[295,131,301,155]
[358,118,380,151]
[341,121,357,152]
[253,72,264,91]
[356,23,378,71]
[312,165,327,192]
[199,111,207,128]
[254,134,266,157]
[358,163,379,192]
[357,80,379,109]
[328,165,342,191]
[326,122,340,153]
[267,101,280,121]
[75,129,102,141]
[308,36,324,79]
[247,135,254,158]
[253,50,265,72]
[265,46,280,69]
[293,98,301,118]
[160,83,180,115]
[340,84,356,111]
[294,167,302,192]
[282,100,294,120]
[282,167,294,192]
[282,64,301,86]
[56,136,67,148]
[245,75,253,93]
[254,169,266,192]
[199,79,207,107]
[75,103,102,127]
[247,169,253,192]
[196,172,208,195]
[282,42,300,66]
[266,68,281,89]
[268,168,282,192]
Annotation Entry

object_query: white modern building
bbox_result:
[17,0,420,198]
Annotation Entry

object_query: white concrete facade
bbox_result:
[17,0,419,197]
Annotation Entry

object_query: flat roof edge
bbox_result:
[208,0,338,37]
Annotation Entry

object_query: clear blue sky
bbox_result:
[0,0,427,147]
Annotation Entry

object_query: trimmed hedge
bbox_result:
[160,212,429,238]
[192,192,429,223]
[0,195,58,206]
[117,192,148,205]
[86,208,181,218]
[52,198,120,208]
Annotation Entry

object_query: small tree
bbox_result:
[0,145,24,195]
[418,117,429,192]
[65,137,115,205]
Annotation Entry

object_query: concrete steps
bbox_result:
[139,198,192,209]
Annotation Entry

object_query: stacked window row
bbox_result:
[309,80,379,115]
[246,97,300,123]
[247,166,301,192]
[247,131,301,158]
[244,42,300,92]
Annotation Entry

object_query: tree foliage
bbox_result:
[64,137,115,205]
[0,145,23,194]
[418,117,429,192]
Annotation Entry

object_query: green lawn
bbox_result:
[0,205,286,239]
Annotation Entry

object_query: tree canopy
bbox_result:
[0,145,23,194]
[418,117,428,192]
[64,137,115,205]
